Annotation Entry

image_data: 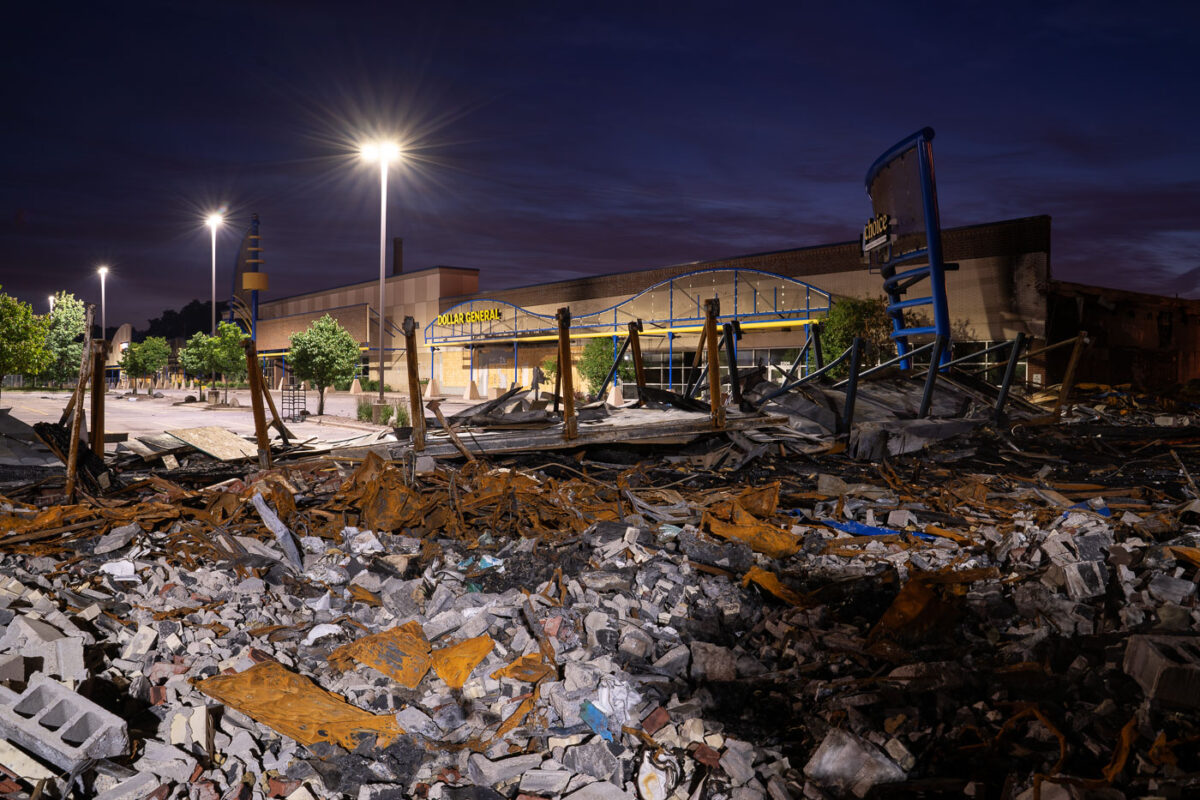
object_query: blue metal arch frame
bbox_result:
[424,267,832,345]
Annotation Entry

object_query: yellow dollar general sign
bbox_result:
[437,307,503,326]
[861,213,891,254]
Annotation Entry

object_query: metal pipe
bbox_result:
[756,339,857,405]
[593,333,632,402]
[993,332,1027,423]
[722,321,742,405]
[835,339,937,387]
[918,334,947,418]
[838,337,863,435]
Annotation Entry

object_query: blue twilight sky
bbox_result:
[1,1,1198,327]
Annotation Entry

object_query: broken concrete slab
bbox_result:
[803,729,906,798]
[1123,634,1200,709]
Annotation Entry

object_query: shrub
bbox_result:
[821,296,894,378]
[577,338,633,395]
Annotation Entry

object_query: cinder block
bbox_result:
[93,772,160,800]
[1123,635,1200,709]
[0,673,128,769]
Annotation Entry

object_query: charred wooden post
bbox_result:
[242,339,272,469]
[557,307,577,440]
[703,299,724,429]
[402,316,427,451]
[628,320,647,404]
[427,398,475,463]
[1056,330,1089,416]
[65,305,96,501]
[89,340,107,458]
[59,305,95,428]
[258,377,293,445]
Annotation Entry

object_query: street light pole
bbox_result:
[361,142,401,409]
[376,157,388,407]
[97,266,108,339]
[207,214,223,336]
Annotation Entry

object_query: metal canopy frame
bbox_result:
[423,267,832,346]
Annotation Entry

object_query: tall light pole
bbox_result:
[97,266,108,339]
[361,141,401,408]
[206,214,223,336]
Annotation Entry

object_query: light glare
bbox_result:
[360,140,401,163]
[206,213,223,229]
[98,266,108,276]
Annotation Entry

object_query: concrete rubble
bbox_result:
[0,384,1198,798]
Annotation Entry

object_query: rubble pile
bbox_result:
[0,417,1199,799]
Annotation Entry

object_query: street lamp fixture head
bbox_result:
[206,213,224,229]
[98,266,108,276]
[360,140,401,164]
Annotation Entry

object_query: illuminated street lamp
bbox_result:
[48,295,55,313]
[360,141,402,408]
[97,266,109,339]
[206,214,223,336]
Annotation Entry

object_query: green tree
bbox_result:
[0,288,51,403]
[211,321,248,402]
[178,331,215,381]
[120,337,170,393]
[288,315,361,415]
[577,337,633,396]
[821,296,895,377]
[42,291,86,386]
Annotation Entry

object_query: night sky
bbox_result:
[3,1,1198,329]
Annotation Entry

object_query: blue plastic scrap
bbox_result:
[823,518,936,542]
[580,701,614,742]
[457,554,505,571]
[1064,500,1111,518]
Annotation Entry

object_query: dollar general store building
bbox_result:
[249,215,1082,396]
